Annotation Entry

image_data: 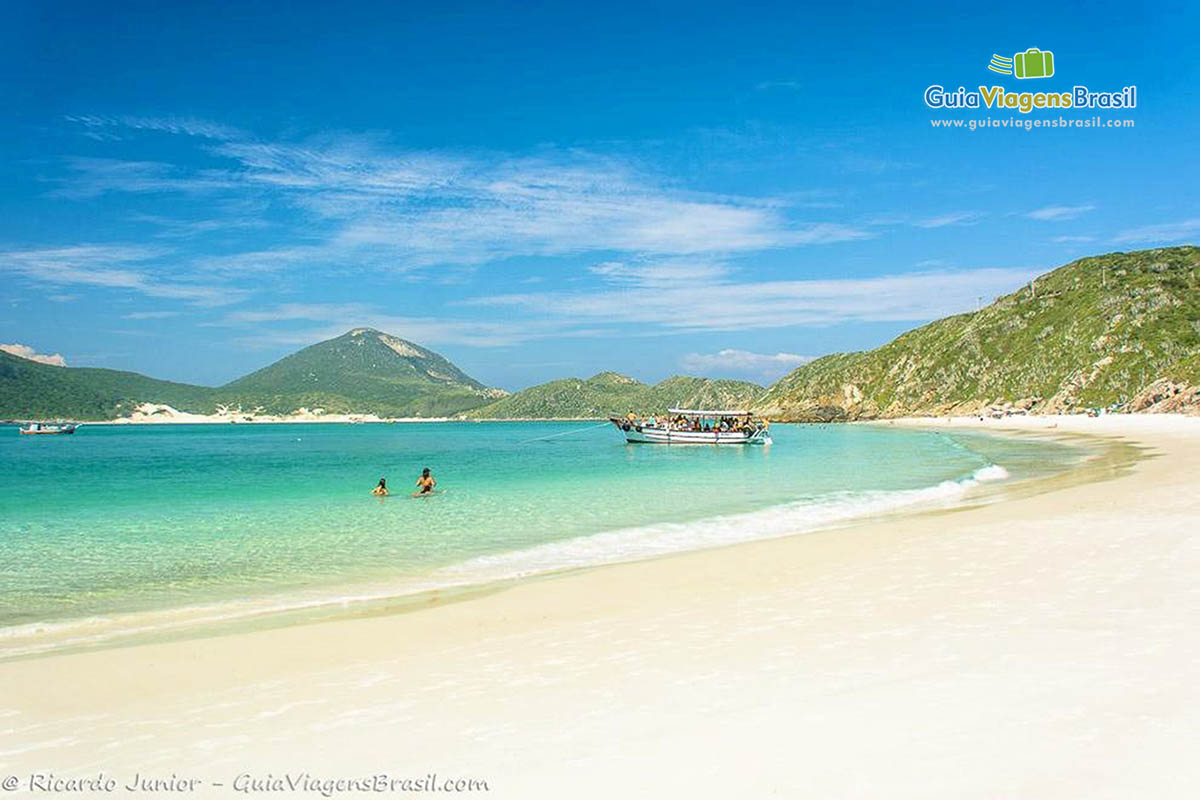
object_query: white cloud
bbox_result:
[0,343,67,366]
[1051,235,1096,243]
[913,212,984,229]
[1112,218,1200,244]
[212,303,576,349]
[0,245,248,306]
[841,155,917,174]
[121,311,181,320]
[65,115,247,141]
[52,158,240,199]
[219,303,374,324]
[58,118,871,272]
[129,214,269,238]
[1026,204,1095,221]
[215,266,1035,348]
[589,259,731,288]
[680,349,814,380]
[462,267,1037,333]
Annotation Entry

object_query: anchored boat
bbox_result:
[18,422,78,435]
[609,408,771,445]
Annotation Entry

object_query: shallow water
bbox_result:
[0,421,1088,655]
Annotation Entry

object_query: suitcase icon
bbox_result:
[1013,48,1054,79]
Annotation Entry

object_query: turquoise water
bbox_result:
[0,422,1085,655]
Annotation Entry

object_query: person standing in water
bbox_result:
[413,467,436,497]
[371,477,389,496]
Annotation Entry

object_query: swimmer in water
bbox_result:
[370,477,388,496]
[413,467,436,497]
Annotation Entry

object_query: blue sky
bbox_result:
[2,0,1197,389]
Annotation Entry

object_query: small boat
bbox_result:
[609,408,772,445]
[19,422,78,435]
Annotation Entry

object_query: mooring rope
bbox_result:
[518,421,612,444]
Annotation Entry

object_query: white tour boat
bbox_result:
[19,422,78,435]
[609,408,772,445]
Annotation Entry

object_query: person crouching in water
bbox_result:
[371,477,389,496]
[414,467,436,497]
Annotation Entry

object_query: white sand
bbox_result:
[1,415,1197,799]
[98,403,454,424]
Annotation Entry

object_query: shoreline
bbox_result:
[0,421,1114,663]
[9,409,1195,425]
[8,415,609,425]
[2,414,1197,797]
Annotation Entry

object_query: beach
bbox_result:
[2,414,1198,799]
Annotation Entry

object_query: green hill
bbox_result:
[1,328,503,420]
[465,372,765,419]
[756,246,1200,420]
[0,350,217,420]
[218,329,503,417]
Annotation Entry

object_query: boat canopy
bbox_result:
[667,408,753,417]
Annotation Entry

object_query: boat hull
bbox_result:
[609,419,770,445]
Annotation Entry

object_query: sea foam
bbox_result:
[440,463,1012,582]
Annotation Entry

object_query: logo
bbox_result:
[923,46,1136,115]
[989,48,1055,79]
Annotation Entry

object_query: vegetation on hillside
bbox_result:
[464,372,765,419]
[1,328,501,420]
[219,329,501,417]
[0,351,217,420]
[757,246,1200,420]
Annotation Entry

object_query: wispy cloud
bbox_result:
[220,313,570,350]
[129,214,269,238]
[121,311,182,320]
[1051,235,1096,243]
[65,114,247,141]
[913,211,984,229]
[0,245,247,306]
[680,349,814,380]
[219,303,374,324]
[1026,204,1095,221]
[840,155,917,174]
[58,117,871,273]
[462,267,1037,333]
[52,158,240,199]
[589,259,732,288]
[1112,218,1200,244]
[210,301,588,349]
[0,343,67,366]
[754,80,802,91]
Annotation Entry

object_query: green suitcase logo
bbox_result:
[1013,47,1054,79]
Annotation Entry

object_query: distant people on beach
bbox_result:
[414,467,436,497]
[371,477,389,496]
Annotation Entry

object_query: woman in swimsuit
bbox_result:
[414,468,436,497]
[370,477,389,496]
